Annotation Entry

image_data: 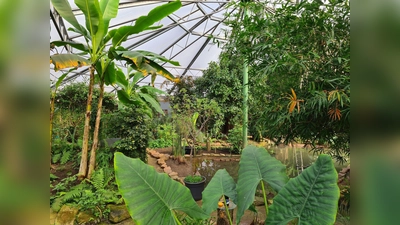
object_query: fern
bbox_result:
[90,168,105,190]
[60,150,71,164]
[50,173,59,180]
[52,153,61,164]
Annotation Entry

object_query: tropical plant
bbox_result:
[224,0,350,162]
[114,145,340,225]
[50,0,182,178]
[114,152,209,224]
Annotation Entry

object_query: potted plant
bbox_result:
[184,175,206,201]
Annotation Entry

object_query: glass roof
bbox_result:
[50,0,235,92]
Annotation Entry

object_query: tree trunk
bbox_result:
[77,66,95,179]
[50,91,56,168]
[87,81,104,179]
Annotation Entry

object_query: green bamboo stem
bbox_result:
[261,181,269,217]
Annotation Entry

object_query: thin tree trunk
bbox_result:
[78,66,95,179]
[87,81,104,179]
[50,91,56,168]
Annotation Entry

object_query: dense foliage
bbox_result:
[225,0,350,162]
[105,107,151,162]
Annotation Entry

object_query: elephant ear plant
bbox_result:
[114,145,340,225]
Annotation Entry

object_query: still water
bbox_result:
[192,146,349,183]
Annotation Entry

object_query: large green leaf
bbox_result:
[114,152,209,225]
[136,50,180,66]
[95,0,119,51]
[51,41,89,52]
[51,0,88,37]
[138,93,164,115]
[265,154,340,225]
[112,0,181,46]
[74,0,101,36]
[115,69,128,90]
[236,145,288,223]
[201,169,237,215]
[104,62,116,85]
[50,54,90,71]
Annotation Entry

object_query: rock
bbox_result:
[157,159,165,165]
[76,210,97,224]
[170,175,180,180]
[235,159,240,162]
[211,153,217,156]
[195,171,201,176]
[220,153,226,157]
[202,153,210,156]
[160,163,167,168]
[160,154,170,161]
[164,166,172,174]
[150,151,160,158]
[116,218,136,225]
[254,196,265,206]
[98,218,136,225]
[169,172,178,177]
[50,208,57,225]
[55,205,79,225]
[108,204,131,223]
[184,154,190,158]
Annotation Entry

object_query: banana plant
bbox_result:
[50,0,182,179]
[115,145,340,225]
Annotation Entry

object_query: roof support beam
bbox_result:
[182,36,211,76]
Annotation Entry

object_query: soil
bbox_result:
[50,161,79,196]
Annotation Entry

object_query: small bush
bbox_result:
[105,107,151,162]
[227,124,243,154]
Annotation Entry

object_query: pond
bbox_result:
[192,146,349,183]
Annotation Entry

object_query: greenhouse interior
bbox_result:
[50,0,350,224]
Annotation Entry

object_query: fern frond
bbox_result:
[90,168,105,190]
[52,153,61,164]
[60,150,71,164]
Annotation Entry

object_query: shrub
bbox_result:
[105,107,151,162]
[227,124,243,154]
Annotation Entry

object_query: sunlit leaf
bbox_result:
[50,54,90,71]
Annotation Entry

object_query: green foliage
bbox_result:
[201,169,237,215]
[114,152,209,224]
[149,124,177,148]
[236,145,288,222]
[227,124,243,154]
[104,106,151,162]
[50,169,121,218]
[266,155,340,224]
[224,0,350,161]
[114,145,340,224]
[184,175,204,183]
[54,82,117,112]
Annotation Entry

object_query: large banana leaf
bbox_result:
[74,0,101,36]
[114,152,209,225]
[51,0,88,37]
[111,0,182,46]
[51,41,88,52]
[201,169,237,215]
[265,154,340,225]
[236,145,288,223]
[138,92,164,115]
[116,50,180,83]
[50,54,90,71]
